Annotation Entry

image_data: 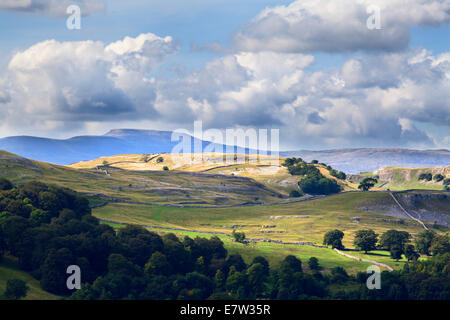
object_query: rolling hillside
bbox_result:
[373,166,450,191]
[68,152,361,194]
[0,151,285,207]
[283,148,450,173]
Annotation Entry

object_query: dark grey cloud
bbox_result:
[307,112,325,125]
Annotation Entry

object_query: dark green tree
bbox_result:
[330,267,349,283]
[4,279,29,300]
[40,248,75,295]
[430,234,450,255]
[418,173,432,181]
[323,229,345,249]
[289,189,302,198]
[298,172,341,195]
[247,263,267,297]
[308,257,320,270]
[379,230,411,251]
[354,229,378,253]
[404,244,419,261]
[390,245,403,261]
[358,177,378,191]
[280,255,302,273]
[251,256,269,276]
[0,177,13,191]
[214,269,226,291]
[226,266,247,296]
[145,251,171,276]
[415,230,436,255]
[232,230,246,243]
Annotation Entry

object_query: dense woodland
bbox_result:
[0,177,450,300]
[282,158,342,195]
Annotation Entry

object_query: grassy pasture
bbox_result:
[93,192,429,248]
[0,256,59,300]
[93,190,444,272]
[101,222,376,273]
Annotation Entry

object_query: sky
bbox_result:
[0,0,449,150]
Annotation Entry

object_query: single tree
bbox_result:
[358,177,378,191]
[404,244,419,261]
[246,263,267,297]
[289,189,302,198]
[323,230,345,249]
[390,245,403,261]
[280,255,302,273]
[379,230,411,251]
[251,256,270,276]
[430,234,450,255]
[308,257,320,271]
[354,229,378,253]
[415,229,436,256]
[232,230,246,243]
[4,279,29,300]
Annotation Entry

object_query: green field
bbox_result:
[0,256,59,300]
[93,190,446,273]
[101,223,378,273]
[93,191,431,247]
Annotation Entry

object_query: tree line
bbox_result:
[323,228,450,260]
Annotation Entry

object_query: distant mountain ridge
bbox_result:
[0,129,448,172]
[0,129,253,165]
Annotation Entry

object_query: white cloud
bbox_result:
[0,33,178,135]
[153,48,450,148]
[232,0,450,53]
[0,0,105,17]
[0,32,448,148]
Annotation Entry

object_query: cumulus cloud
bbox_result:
[0,32,449,148]
[152,48,450,148]
[0,0,105,17]
[0,33,178,134]
[231,0,450,53]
